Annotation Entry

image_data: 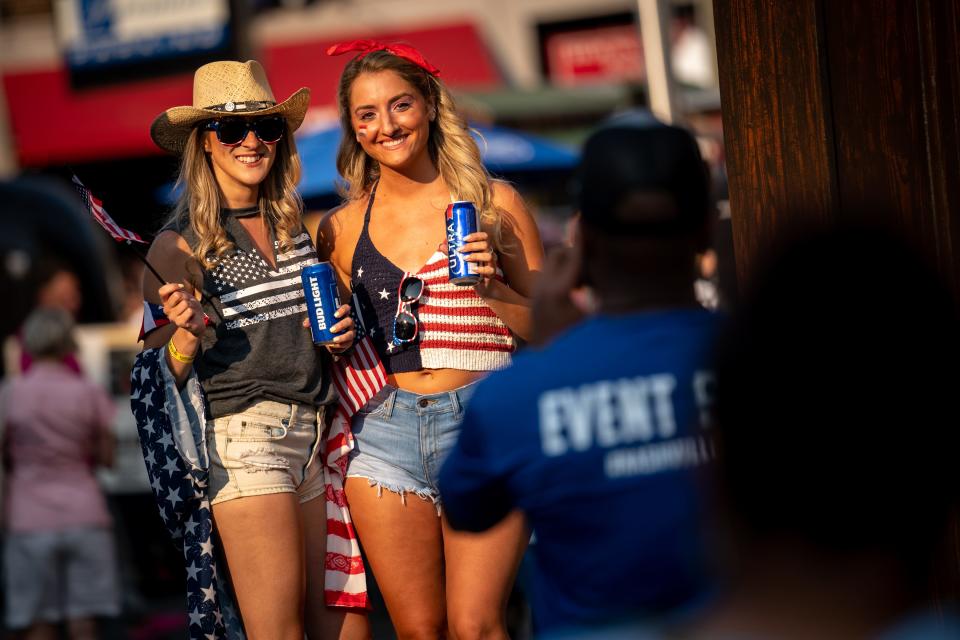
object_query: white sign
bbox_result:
[54,0,230,69]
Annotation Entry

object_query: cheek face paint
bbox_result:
[356,124,368,138]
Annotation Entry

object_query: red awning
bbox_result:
[3,21,501,167]
[263,22,502,111]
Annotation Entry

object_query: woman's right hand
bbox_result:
[159,282,205,337]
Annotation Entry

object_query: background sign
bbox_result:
[544,24,645,87]
[54,0,231,71]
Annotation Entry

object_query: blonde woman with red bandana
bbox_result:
[308,42,544,639]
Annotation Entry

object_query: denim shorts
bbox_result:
[206,400,327,506]
[347,382,478,508]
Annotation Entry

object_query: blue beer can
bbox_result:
[301,262,342,346]
[445,201,481,286]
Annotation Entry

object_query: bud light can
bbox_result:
[445,201,481,286]
[301,262,342,346]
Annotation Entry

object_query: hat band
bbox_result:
[204,100,277,114]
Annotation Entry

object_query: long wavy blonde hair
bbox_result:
[334,50,503,249]
[169,123,304,268]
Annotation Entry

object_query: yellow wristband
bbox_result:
[167,338,196,364]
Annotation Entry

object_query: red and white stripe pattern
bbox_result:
[416,252,515,371]
[138,301,171,341]
[322,335,386,609]
[72,176,147,244]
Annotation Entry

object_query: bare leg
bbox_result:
[213,493,306,640]
[444,511,528,640]
[301,493,371,639]
[346,478,447,640]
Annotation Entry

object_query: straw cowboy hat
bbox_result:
[150,60,310,154]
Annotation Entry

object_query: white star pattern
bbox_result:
[150,475,163,494]
[188,610,204,627]
[166,487,182,507]
[184,516,199,536]
[162,455,180,475]
[201,584,217,603]
[357,266,364,278]
[200,538,214,557]
[386,342,395,352]
[379,288,390,300]
[186,562,201,581]
[213,610,224,626]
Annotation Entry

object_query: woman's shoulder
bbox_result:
[490,180,529,215]
[320,198,368,237]
[309,197,367,259]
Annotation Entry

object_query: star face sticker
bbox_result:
[386,342,395,352]
[379,288,390,300]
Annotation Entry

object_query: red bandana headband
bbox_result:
[326,39,441,77]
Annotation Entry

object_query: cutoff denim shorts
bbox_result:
[347,382,478,508]
[206,400,328,506]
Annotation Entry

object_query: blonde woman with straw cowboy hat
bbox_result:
[141,60,369,639]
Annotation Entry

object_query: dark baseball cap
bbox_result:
[577,110,710,234]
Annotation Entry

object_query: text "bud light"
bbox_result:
[301,262,341,345]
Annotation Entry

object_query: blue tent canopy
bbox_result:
[295,123,577,200]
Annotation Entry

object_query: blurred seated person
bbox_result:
[1,308,119,640]
[684,225,960,639]
[439,113,719,635]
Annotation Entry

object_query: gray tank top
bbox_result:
[166,208,336,418]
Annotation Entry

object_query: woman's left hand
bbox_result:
[460,231,499,297]
[327,304,356,354]
[303,304,356,354]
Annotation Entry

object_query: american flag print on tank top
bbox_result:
[209,231,318,331]
[414,251,514,371]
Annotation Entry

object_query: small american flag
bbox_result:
[72,175,147,244]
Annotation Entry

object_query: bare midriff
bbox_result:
[388,368,487,395]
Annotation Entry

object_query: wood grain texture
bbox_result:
[715,0,960,299]
[713,0,837,285]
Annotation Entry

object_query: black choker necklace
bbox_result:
[223,206,260,219]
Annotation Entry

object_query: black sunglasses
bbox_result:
[392,276,424,345]
[203,116,286,146]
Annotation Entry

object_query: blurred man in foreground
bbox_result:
[439,112,718,635]
[683,225,960,639]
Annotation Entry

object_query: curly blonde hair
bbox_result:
[169,123,304,268]
[334,50,503,249]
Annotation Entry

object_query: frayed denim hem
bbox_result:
[355,476,443,516]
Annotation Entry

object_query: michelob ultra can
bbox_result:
[445,201,481,286]
[301,262,342,346]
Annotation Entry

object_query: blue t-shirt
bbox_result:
[439,309,719,633]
